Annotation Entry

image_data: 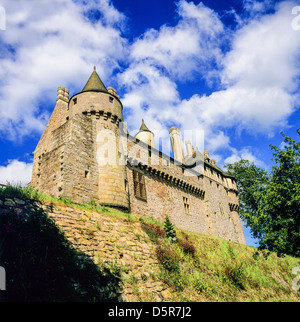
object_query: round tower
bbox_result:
[68,67,129,210]
[135,119,155,148]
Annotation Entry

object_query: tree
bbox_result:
[163,215,177,243]
[224,159,269,238]
[257,130,300,257]
[225,129,300,257]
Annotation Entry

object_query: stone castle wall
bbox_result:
[30,83,245,245]
[124,137,245,244]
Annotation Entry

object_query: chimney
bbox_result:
[185,140,193,156]
[56,86,69,103]
[169,127,184,164]
[204,150,209,161]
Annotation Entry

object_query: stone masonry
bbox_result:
[30,68,246,245]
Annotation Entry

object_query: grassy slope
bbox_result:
[1,185,300,302]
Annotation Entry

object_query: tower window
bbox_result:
[219,203,225,216]
[183,196,191,214]
[133,170,147,201]
[109,96,114,103]
[73,98,77,105]
[84,170,89,178]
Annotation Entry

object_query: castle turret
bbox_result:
[31,67,129,210]
[135,119,155,148]
[66,67,129,209]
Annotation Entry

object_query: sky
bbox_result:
[0,0,299,246]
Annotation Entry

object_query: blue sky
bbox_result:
[0,0,299,246]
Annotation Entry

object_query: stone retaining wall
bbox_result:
[0,196,172,301]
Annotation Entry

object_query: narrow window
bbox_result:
[84,170,89,178]
[109,96,114,103]
[73,98,77,105]
[133,170,147,201]
[219,203,225,216]
[183,196,191,215]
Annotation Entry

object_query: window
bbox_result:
[183,196,191,215]
[84,170,89,178]
[73,98,77,105]
[109,96,114,103]
[133,170,147,201]
[219,203,225,216]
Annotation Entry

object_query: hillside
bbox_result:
[0,185,299,302]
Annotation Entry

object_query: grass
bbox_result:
[141,220,300,302]
[1,184,300,302]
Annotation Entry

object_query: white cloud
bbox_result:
[119,0,225,137]
[0,0,299,170]
[129,1,224,80]
[0,0,127,140]
[223,147,267,169]
[0,159,33,186]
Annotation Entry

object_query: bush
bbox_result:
[177,238,196,256]
[156,245,180,272]
[141,222,165,242]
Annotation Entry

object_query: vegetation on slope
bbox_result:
[0,185,299,302]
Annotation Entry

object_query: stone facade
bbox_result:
[30,69,246,244]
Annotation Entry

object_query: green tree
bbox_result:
[225,129,300,257]
[257,130,300,257]
[224,159,269,238]
[164,215,177,243]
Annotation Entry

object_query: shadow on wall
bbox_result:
[0,189,121,302]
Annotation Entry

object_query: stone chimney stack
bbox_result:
[185,140,193,156]
[204,150,210,161]
[56,86,69,103]
[169,127,184,164]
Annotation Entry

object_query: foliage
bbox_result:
[163,215,177,243]
[1,185,300,301]
[257,130,300,257]
[156,245,180,272]
[224,128,300,257]
[224,159,269,231]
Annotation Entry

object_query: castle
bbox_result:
[30,67,246,244]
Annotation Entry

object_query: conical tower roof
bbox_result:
[82,66,108,93]
[139,119,151,132]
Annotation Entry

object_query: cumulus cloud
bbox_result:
[116,1,300,168]
[0,0,299,169]
[129,0,224,80]
[0,0,127,140]
[119,0,225,144]
[0,159,33,186]
[223,147,268,169]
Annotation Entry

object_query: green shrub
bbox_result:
[156,245,180,272]
[163,215,177,243]
[141,222,165,242]
[177,238,196,256]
